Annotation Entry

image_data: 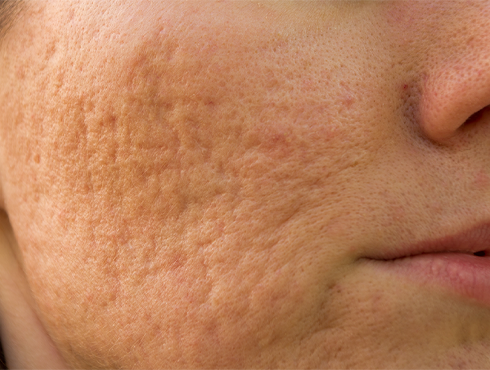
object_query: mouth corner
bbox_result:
[473,250,488,257]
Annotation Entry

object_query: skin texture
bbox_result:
[1,0,490,368]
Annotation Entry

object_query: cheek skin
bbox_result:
[0,1,459,368]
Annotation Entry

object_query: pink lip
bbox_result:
[364,223,490,307]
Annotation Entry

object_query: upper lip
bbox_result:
[369,222,490,261]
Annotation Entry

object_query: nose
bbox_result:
[420,53,490,142]
[417,2,490,143]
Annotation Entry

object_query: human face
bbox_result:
[1,0,490,368]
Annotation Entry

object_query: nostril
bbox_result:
[420,56,490,143]
[464,109,484,126]
[474,250,486,257]
[464,105,490,127]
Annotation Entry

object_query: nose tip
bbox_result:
[419,57,490,143]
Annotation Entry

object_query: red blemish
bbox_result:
[301,78,315,92]
[384,2,419,30]
[339,82,355,109]
[205,100,216,109]
[341,94,355,108]
[474,171,489,189]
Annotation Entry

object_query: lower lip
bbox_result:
[366,253,490,307]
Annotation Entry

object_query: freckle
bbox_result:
[34,154,41,163]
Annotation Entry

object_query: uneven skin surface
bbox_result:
[1,0,490,368]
